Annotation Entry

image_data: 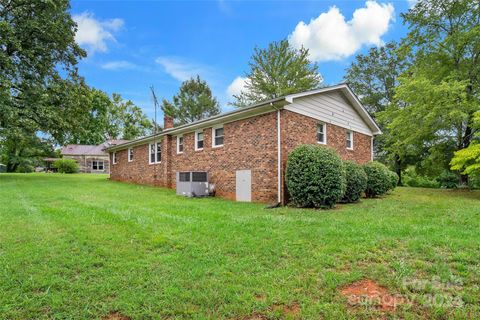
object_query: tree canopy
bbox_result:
[66,89,153,145]
[0,0,87,142]
[162,76,220,125]
[232,39,322,107]
[380,0,480,183]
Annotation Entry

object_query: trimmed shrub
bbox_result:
[53,159,79,173]
[286,145,345,208]
[363,161,390,197]
[341,160,367,203]
[387,170,399,190]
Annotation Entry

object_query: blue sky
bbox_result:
[71,0,413,120]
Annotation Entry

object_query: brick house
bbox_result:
[106,84,381,203]
[61,140,128,173]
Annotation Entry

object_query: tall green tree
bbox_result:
[0,129,55,172]
[66,89,152,144]
[381,0,480,184]
[0,0,87,142]
[162,76,220,125]
[451,111,480,176]
[232,39,322,107]
[107,93,152,140]
[344,41,411,183]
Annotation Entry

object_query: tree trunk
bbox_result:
[394,154,402,186]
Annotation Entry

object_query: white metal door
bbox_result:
[236,170,252,202]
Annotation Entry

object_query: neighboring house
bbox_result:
[61,140,129,173]
[106,84,381,203]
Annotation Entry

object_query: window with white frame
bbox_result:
[346,130,353,149]
[316,123,326,144]
[195,130,204,150]
[177,136,184,154]
[92,160,104,170]
[128,148,134,162]
[149,142,161,164]
[212,125,224,147]
[112,152,117,164]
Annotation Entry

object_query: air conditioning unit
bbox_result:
[176,171,209,197]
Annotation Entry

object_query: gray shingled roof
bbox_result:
[61,140,130,156]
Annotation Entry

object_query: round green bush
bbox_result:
[286,145,345,208]
[53,158,79,173]
[387,170,399,190]
[363,161,390,197]
[341,160,367,203]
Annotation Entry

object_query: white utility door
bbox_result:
[236,170,252,202]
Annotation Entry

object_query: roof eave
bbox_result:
[105,98,286,152]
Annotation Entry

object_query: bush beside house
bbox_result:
[53,159,79,173]
[341,161,368,203]
[286,145,345,209]
[363,161,391,198]
[387,170,399,190]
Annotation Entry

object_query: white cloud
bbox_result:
[288,1,395,62]
[227,76,248,98]
[101,60,136,70]
[155,56,209,82]
[73,12,124,53]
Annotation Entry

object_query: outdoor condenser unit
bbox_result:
[176,171,209,197]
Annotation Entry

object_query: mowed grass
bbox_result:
[0,174,479,319]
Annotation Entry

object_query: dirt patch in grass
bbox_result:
[340,279,406,311]
[271,302,301,316]
[102,311,130,320]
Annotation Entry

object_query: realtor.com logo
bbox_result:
[343,276,464,310]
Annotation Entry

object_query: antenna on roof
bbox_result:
[150,86,160,184]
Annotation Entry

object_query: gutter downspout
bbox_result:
[277,109,282,204]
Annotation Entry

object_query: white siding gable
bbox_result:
[284,91,374,136]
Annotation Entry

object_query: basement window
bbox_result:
[212,125,224,147]
[346,130,353,150]
[317,123,326,144]
[195,130,204,151]
[149,142,161,164]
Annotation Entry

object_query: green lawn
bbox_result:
[0,174,479,319]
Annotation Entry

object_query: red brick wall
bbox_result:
[279,110,372,203]
[110,109,373,203]
[281,110,372,164]
[110,112,279,203]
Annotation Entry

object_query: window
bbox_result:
[149,142,161,164]
[177,136,184,154]
[92,160,104,170]
[317,123,326,144]
[212,125,224,147]
[195,130,204,150]
[128,148,134,162]
[112,152,117,164]
[346,130,353,150]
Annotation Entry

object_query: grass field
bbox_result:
[0,173,479,319]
